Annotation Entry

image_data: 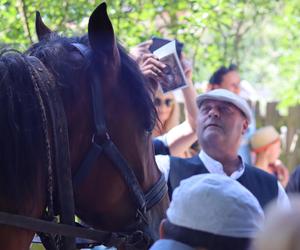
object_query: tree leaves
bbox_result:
[0,0,299,107]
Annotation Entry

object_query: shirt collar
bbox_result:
[199,150,245,180]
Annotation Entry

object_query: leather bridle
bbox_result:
[71,42,168,234]
[0,46,168,250]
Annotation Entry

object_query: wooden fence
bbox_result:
[254,102,300,171]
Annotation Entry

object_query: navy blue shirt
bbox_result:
[286,165,300,194]
[153,138,170,155]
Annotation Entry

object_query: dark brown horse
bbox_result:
[0,3,169,250]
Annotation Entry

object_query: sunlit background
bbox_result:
[1,0,300,108]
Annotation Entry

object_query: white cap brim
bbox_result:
[196,89,252,124]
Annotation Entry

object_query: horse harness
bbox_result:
[0,45,168,250]
[70,43,168,246]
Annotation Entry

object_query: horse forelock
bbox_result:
[0,51,48,210]
[27,34,88,90]
[28,34,157,133]
[117,45,157,132]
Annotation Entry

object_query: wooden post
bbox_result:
[265,102,280,127]
[286,105,300,171]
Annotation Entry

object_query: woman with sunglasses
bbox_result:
[130,40,198,158]
[152,91,178,137]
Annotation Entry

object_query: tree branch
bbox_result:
[58,0,70,29]
[17,0,33,43]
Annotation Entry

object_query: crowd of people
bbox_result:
[131,37,300,250]
[90,37,299,250]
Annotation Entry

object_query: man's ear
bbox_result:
[206,83,220,92]
[206,83,213,92]
[159,218,167,239]
[241,119,249,135]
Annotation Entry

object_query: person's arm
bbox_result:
[181,55,198,131]
[130,41,166,94]
[165,56,198,156]
[277,182,290,208]
[269,160,289,187]
[131,42,198,157]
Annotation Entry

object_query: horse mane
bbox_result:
[0,51,48,210]
[27,33,157,132]
[117,44,157,131]
[0,33,156,210]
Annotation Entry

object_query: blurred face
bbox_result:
[197,100,248,152]
[154,92,174,124]
[267,140,281,163]
[220,71,241,95]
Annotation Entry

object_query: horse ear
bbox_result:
[88,3,119,64]
[35,11,52,41]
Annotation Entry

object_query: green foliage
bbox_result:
[30,244,44,250]
[0,0,299,107]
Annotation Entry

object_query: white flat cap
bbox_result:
[196,89,252,123]
[167,174,264,238]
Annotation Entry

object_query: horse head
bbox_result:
[31,2,169,248]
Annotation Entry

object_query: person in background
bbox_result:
[252,196,300,250]
[207,64,241,95]
[130,39,198,158]
[156,89,289,209]
[250,125,289,187]
[207,64,255,164]
[152,89,180,137]
[286,164,300,193]
[150,173,264,250]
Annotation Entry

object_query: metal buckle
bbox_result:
[91,132,111,145]
[125,230,151,250]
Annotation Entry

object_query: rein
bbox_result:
[27,56,76,250]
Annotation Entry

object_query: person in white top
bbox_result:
[156,89,289,209]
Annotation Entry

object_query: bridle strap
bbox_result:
[145,174,167,210]
[90,69,109,136]
[72,43,167,227]
[73,141,104,186]
[71,43,167,223]
[73,70,148,217]
[72,51,147,215]
[71,43,111,137]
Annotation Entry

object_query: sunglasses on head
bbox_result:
[154,98,174,107]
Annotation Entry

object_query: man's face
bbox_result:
[197,100,248,151]
[219,71,241,95]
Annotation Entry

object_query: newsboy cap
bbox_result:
[167,173,264,238]
[196,89,252,123]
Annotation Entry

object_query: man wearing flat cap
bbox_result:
[156,89,289,209]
